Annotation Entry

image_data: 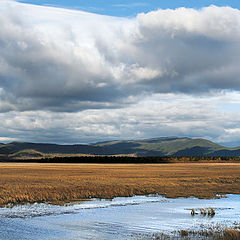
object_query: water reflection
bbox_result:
[0,195,239,240]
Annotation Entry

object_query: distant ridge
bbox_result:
[0,137,240,159]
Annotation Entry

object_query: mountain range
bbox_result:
[1,137,240,159]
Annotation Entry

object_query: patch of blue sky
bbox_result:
[218,103,240,113]
[16,0,240,17]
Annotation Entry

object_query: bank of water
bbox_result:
[0,194,239,239]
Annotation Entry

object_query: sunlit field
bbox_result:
[0,163,240,206]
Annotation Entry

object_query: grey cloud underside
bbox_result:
[1,92,240,146]
[0,2,240,112]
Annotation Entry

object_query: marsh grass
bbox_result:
[0,163,240,206]
[223,229,240,240]
[178,229,240,239]
[139,225,240,239]
[190,207,215,217]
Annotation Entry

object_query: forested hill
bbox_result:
[0,137,240,159]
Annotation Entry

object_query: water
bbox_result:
[0,195,239,239]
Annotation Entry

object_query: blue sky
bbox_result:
[17,0,240,16]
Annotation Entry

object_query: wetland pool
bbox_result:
[0,194,239,239]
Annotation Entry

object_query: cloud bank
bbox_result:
[0,1,240,145]
[1,92,240,146]
[1,1,240,112]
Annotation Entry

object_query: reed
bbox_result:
[190,207,215,216]
[223,229,240,240]
[0,163,239,206]
[140,228,240,239]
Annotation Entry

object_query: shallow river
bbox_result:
[0,194,239,239]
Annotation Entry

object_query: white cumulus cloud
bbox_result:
[0,1,240,145]
[0,2,240,112]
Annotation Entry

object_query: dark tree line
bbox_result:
[1,156,240,163]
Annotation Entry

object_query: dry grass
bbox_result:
[223,229,240,240]
[177,229,240,240]
[0,163,240,206]
[139,228,240,239]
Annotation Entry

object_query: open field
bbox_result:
[0,163,240,206]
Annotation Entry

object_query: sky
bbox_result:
[0,0,240,146]
[17,0,240,16]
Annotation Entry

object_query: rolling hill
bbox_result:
[0,137,240,159]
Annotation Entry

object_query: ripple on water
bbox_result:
[0,194,239,240]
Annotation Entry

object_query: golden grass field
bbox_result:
[0,163,240,206]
